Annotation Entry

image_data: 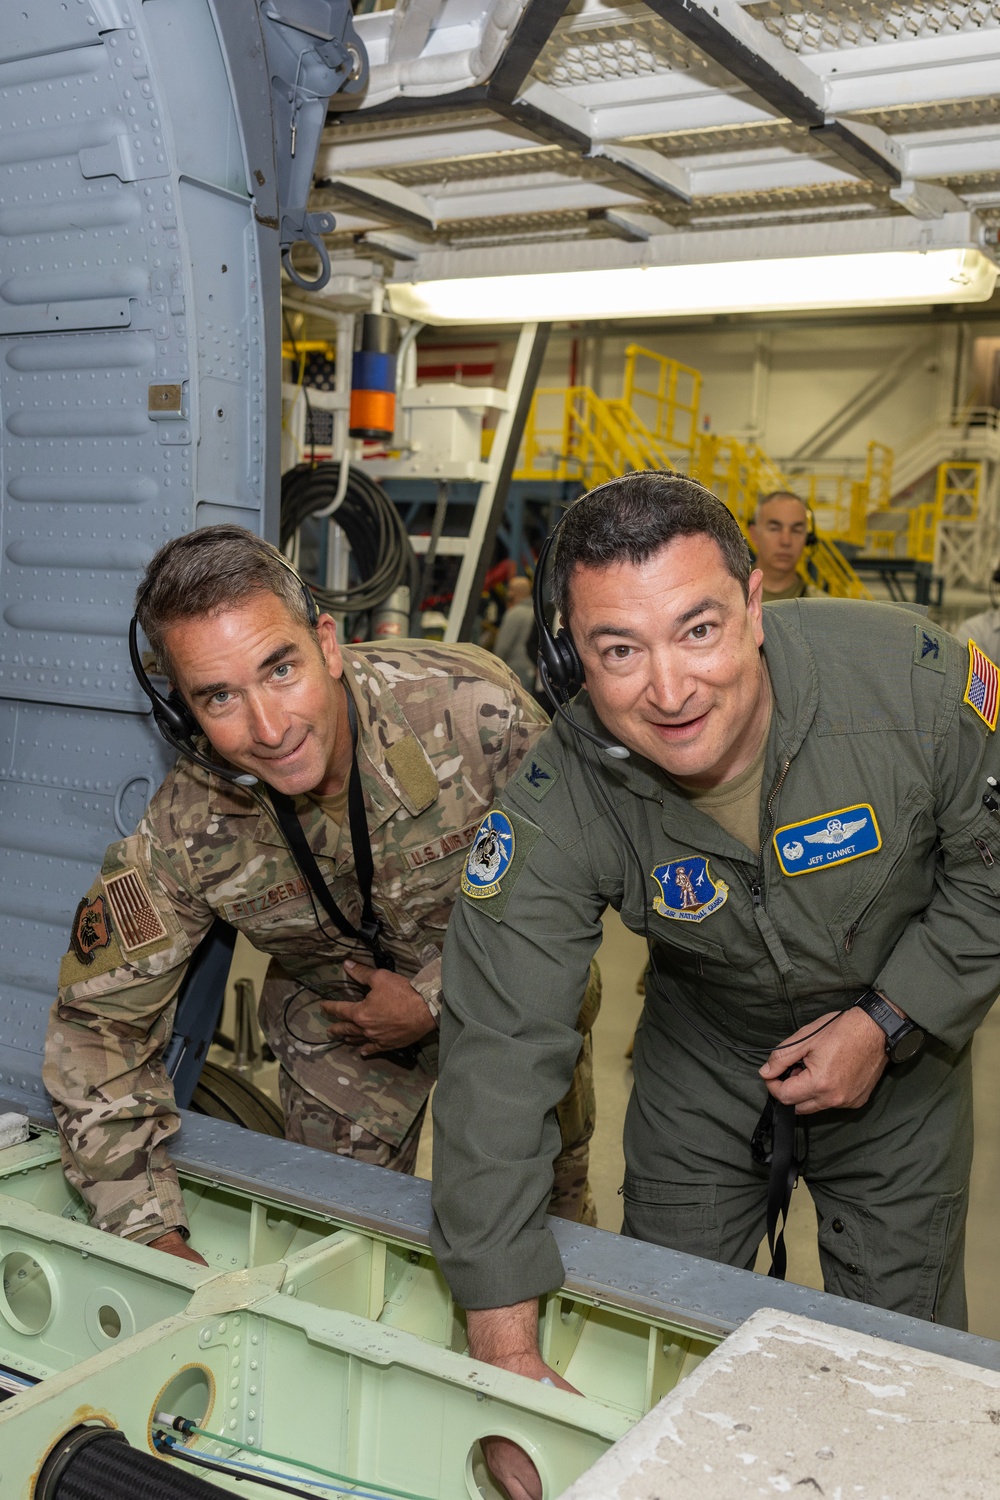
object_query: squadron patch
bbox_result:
[963,639,1000,732]
[71,894,112,964]
[102,868,168,953]
[651,856,729,923]
[774,804,882,877]
[461,811,516,900]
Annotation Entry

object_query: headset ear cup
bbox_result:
[155,689,200,743]
[553,629,583,697]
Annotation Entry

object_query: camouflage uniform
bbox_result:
[44,642,599,1245]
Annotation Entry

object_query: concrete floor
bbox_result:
[230,905,1000,1341]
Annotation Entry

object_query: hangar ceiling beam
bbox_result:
[643,0,903,188]
[487,0,575,104]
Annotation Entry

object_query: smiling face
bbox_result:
[163,590,351,797]
[567,533,769,787]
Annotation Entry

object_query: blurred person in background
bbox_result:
[748,491,820,603]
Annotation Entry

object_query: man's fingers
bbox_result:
[481,1437,542,1500]
[344,959,377,987]
[760,1043,809,1078]
[327,1022,366,1041]
[322,999,367,1021]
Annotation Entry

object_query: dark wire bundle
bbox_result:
[280,462,418,619]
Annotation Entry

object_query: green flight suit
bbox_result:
[432,601,1000,1329]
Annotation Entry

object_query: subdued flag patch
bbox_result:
[102,868,168,953]
[964,639,1000,731]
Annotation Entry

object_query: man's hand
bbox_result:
[321,961,436,1056]
[759,1007,890,1114]
[467,1302,579,1500]
[148,1228,208,1266]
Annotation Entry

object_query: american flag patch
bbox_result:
[102,868,168,953]
[964,639,1000,732]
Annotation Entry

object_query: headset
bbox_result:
[129,546,321,789]
[531,508,630,760]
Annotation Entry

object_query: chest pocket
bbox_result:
[377,825,479,938]
[831,785,935,980]
[220,870,324,951]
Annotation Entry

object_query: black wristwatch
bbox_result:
[855,989,925,1064]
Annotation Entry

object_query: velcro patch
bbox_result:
[460,808,541,923]
[518,752,560,802]
[914,623,946,674]
[71,894,113,964]
[964,639,1000,731]
[402,820,482,871]
[102,868,169,953]
[774,804,881,876]
[222,876,309,923]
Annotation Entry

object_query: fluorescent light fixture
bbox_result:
[388,248,997,325]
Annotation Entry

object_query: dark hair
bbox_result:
[135,525,315,673]
[551,471,752,619]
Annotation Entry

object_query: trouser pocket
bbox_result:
[622,1173,721,1262]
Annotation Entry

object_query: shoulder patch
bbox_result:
[60,885,125,987]
[914,622,946,674]
[963,639,999,731]
[71,894,113,964]
[460,809,541,923]
[517,752,560,802]
[102,868,169,954]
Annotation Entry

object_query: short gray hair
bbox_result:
[551,471,752,619]
[752,489,807,525]
[135,525,315,674]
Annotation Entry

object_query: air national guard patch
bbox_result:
[651,857,728,923]
[964,639,1000,731]
[774,804,882,877]
[462,811,515,899]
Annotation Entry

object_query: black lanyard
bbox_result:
[750,1088,803,1279]
[266,688,420,1069]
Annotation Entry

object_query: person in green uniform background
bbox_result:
[748,488,820,601]
[431,472,1000,1500]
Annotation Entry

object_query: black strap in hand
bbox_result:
[750,1087,802,1280]
[266,690,419,1069]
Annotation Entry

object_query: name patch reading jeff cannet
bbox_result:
[774,804,882,877]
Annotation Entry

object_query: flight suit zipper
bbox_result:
[749,757,794,978]
[753,756,792,904]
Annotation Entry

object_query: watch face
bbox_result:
[892,1028,925,1063]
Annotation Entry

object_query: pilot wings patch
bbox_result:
[774,804,882,877]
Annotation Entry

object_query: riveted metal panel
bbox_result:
[0,700,174,1096]
[0,0,280,1096]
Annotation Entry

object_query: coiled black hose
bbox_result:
[37,1426,230,1500]
[280,462,418,619]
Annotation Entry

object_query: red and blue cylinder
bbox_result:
[349,313,399,440]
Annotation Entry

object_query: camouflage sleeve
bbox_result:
[492,670,549,790]
[42,817,213,1244]
[411,957,442,1021]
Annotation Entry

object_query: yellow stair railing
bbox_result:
[518,386,658,487]
[515,351,894,600]
[620,343,701,458]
